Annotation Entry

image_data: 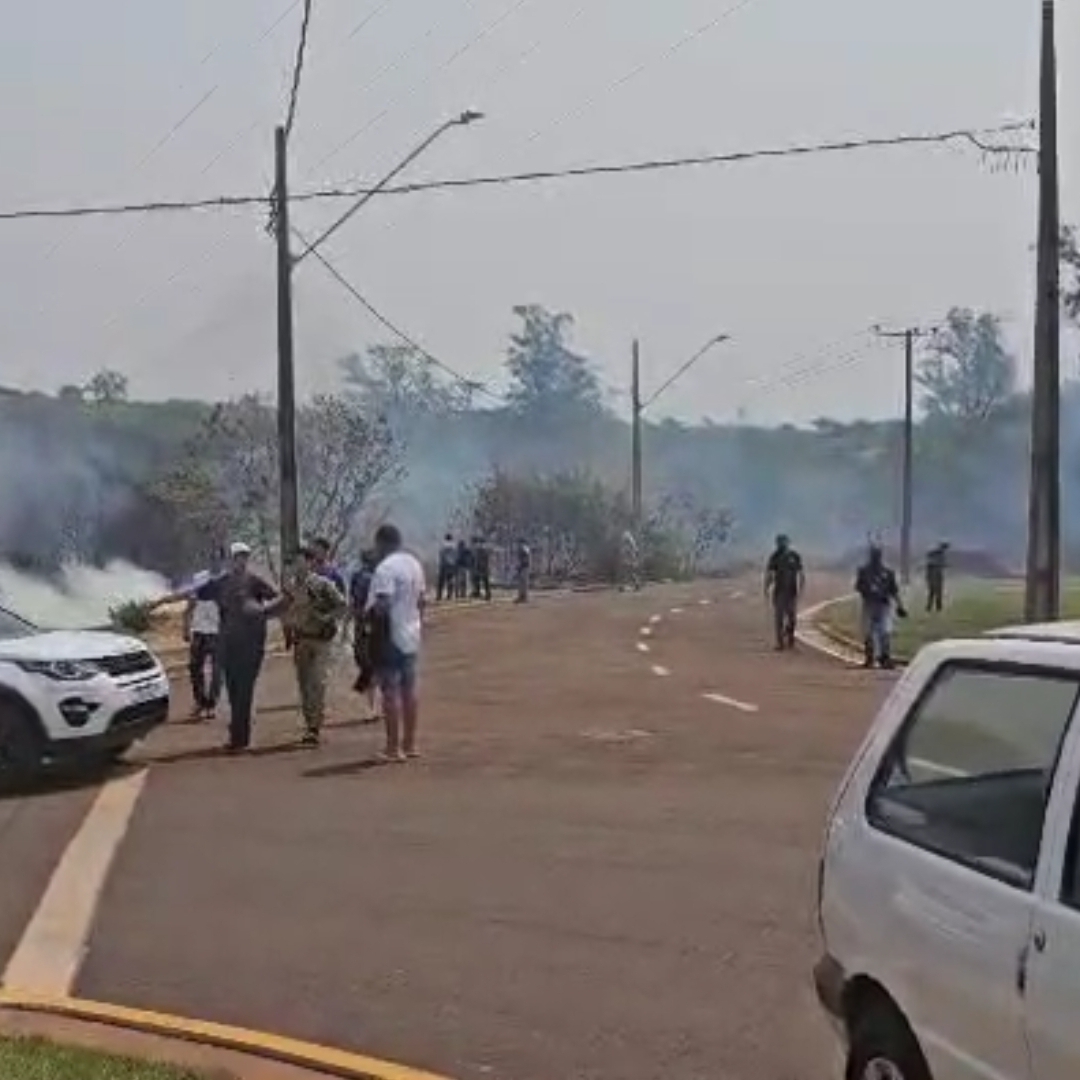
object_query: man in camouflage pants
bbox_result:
[286,546,348,747]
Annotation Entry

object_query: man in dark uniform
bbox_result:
[924,541,949,613]
[198,541,280,751]
[855,543,907,669]
[764,533,805,651]
[454,538,473,600]
[437,534,456,601]
[471,536,492,601]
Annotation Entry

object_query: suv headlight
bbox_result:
[15,659,99,681]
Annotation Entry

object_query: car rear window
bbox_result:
[868,663,1079,889]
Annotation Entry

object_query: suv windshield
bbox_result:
[0,606,38,640]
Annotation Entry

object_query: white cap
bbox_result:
[229,541,252,557]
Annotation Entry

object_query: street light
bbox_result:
[293,109,484,267]
[630,333,731,530]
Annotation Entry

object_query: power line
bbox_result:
[293,225,503,402]
[283,0,315,140]
[0,120,1034,223]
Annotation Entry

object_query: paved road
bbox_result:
[3,582,898,1080]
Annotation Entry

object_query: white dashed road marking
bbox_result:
[651,665,671,677]
[637,642,651,654]
[729,590,745,600]
[669,607,683,615]
[703,692,759,714]
[698,599,712,606]
[3,768,148,995]
[649,614,662,624]
[639,627,653,637]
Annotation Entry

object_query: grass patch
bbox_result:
[817,578,1080,660]
[0,1036,225,1080]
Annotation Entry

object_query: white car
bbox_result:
[815,621,1080,1080]
[0,604,170,780]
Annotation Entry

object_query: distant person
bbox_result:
[472,536,493,601]
[365,524,426,762]
[437,534,456,601]
[284,546,348,748]
[198,542,281,752]
[621,529,641,592]
[455,538,473,600]
[925,541,949,613]
[764,533,805,651]
[183,550,225,721]
[855,543,907,669]
[349,549,381,723]
[514,538,532,604]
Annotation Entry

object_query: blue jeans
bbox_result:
[376,645,417,694]
[861,603,893,664]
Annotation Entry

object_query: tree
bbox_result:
[168,393,404,573]
[57,384,85,402]
[916,308,1016,422]
[1063,225,1080,325]
[504,305,603,417]
[339,344,461,421]
[84,368,129,404]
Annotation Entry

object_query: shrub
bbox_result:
[109,600,154,635]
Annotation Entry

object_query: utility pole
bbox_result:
[631,339,643,534]
[1025,0,1061,623]
[875,325,935,585]
[274,125,300,566]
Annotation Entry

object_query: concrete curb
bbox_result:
[0,992,455,1080]
[798,595,911,669]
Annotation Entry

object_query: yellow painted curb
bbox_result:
[0,991,456,1080]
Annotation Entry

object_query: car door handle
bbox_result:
[1033,927,1047,952]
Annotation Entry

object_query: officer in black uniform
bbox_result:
[764,534,805,651]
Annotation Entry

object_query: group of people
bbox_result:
[152,526,426,761]
[437,534,534,604]
[765,534,948,670]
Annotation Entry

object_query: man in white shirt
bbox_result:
[365,523,426,762]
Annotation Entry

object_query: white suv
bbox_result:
[0,604,170,780]
[815,622,1080,1080]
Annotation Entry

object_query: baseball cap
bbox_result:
[229,541,252,557]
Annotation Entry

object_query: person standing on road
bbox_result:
[365,523,426,762]
[183,554,224,721]
[284,546,349,748]
[454,538,473,600]
[764,534,805,651]
[348,549,380,722]
[471,536,493,601]
[436,534,456,601]
[310,537,347,595]
[198,542,280,752]
[855,543,907,669]
[513,537,532,604]
[924,541,949,613]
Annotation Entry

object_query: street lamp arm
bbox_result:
[293,110,483,267]
[640,334,730,412]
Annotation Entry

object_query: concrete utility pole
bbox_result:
[631,340,643,533]
[874,325,936,585]
[629,334,730,536]
[1025,0,1061,623]
[273,125,300,565]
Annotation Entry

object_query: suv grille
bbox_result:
[96,650,156,678]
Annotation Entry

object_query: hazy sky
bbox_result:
[0,0,1076,424]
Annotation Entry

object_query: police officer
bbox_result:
[285,546,348,747]
[764,533,804,650]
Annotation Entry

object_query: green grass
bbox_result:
[0,1037,226,1080]
[818,578,1080,660]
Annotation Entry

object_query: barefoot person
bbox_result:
[365,524,426,762]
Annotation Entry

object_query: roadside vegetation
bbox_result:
[0,1036,223,1080]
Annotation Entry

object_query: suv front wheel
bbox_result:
[0,696,43,785]
[847,1001,932,1080]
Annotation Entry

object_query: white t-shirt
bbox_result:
[187,570,220,635]
[366,550,426,655]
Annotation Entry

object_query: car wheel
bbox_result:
[0,697,43,783]
[847,1002,932,1080]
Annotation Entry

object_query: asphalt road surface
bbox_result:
[2,581,897,1080]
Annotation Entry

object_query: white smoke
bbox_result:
[0,560,168,629]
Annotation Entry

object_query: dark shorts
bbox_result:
[376,645,418,693]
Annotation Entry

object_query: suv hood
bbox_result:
[0,629,149,663]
